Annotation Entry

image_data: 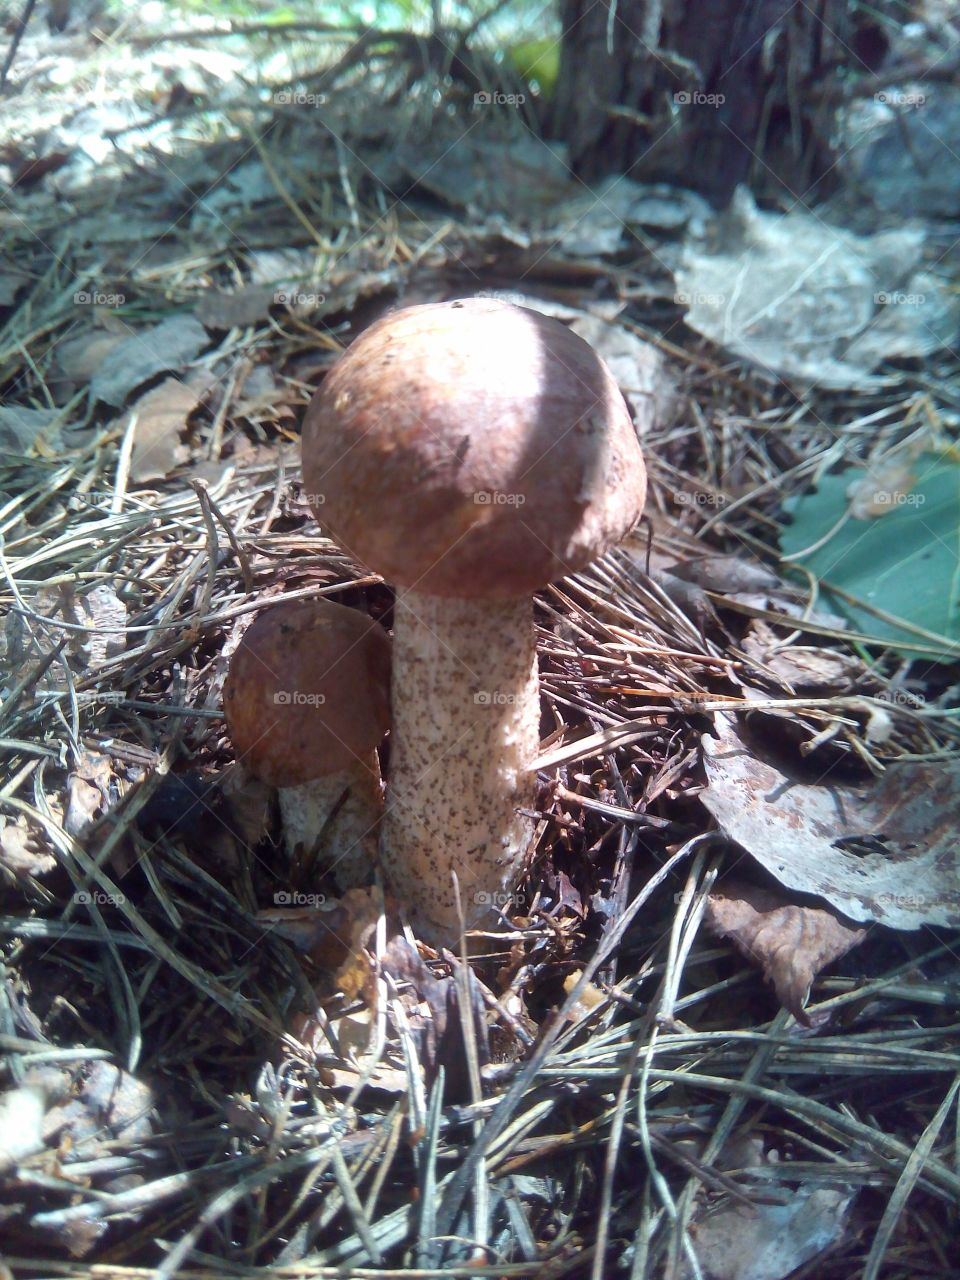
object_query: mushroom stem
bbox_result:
[381,588,540,941]
[279,750,383,890]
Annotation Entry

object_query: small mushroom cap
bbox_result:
[301,298,647,599]
[223,598,391,787]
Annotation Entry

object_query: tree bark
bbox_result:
[552,0,851,206]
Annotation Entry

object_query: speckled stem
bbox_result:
[380,589,540,943]
[278,750,382,890]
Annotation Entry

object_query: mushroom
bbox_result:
[301,298,647,941]
[222,598,391,889]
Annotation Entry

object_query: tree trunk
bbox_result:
[552,0,851,206]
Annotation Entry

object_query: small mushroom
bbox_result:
[222,598,391,889]
[302,298,647,941]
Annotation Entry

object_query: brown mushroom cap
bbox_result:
[223,598,391,787]
[301,298,647,599]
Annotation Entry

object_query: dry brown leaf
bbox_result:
[382,936,489,1097]
[64,752,114,837]
[209,767,274,870]
[90,315,208,407]
[126,377,199,482]
[51,331,126,388]
[0,819,56,880]
[77,583,127,669]
[742,623,863,693]
[670,555,782,595]
[195,284,277,330]
[701,713,960,929]
[704,878,867,1022]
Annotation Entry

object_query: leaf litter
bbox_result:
[0,10,958,1280]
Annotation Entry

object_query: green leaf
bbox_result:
[780,451,960,655]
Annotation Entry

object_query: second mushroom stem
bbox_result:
[380,588,540,942]
[279,750,384,890]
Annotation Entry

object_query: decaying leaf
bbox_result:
[0,818,56,880]
[701,714,960,929]
[64,752,115,837]
[704,878,867,1022]
[780,451,960,652]
[50,330,127,393]
[676,187,960,389]
[74,583,127,669]
[90,315,208,407]
[741,623,863,694]
[0,1082,48,1170]
[207,767,274,870]
[0,406,61,454]
[126,377,200,482]
[258,885,380,972]
[685,1184,855,1280]
[669,555,783,595]
[382,937,490,1097]
[195,284,277,330]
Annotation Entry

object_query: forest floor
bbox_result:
[1,8,959,1279]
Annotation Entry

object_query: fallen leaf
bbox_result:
[670,555,783,595]
[685,1184,855,1280]
[701,714,960,929]
[64,752,114,837]
[676,186,960,389]
[125,377,199,482]
[195,284,277,330]
[50,331,127,402]
[76,583,127,669]
[0,406,61,454]
[90,315,207,407]
[741,624,863,694]
[0,819,56,880]
[383,936,489,1098]
[0,1082,52,1171]
[704,878,867,1022]
[567,312,672,429]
